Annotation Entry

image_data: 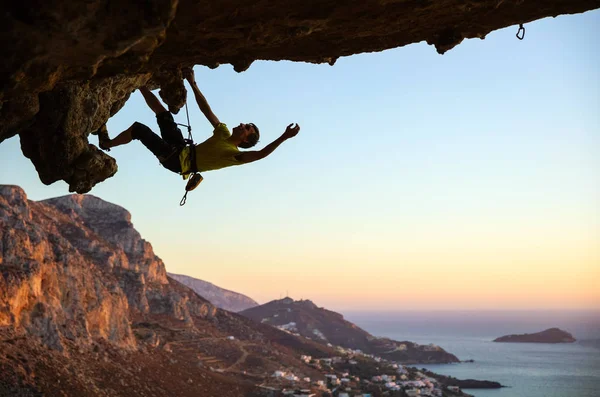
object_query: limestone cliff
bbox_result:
[0,185,341,395]
[0,185,135,351]
[1,1,599,193]
[0,184,214,352]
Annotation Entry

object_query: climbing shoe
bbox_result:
[186,173,203,192]
[180,173,203,206]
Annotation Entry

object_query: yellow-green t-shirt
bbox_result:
[179,123,241,178]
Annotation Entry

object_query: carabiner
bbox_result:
[516,24,525,40]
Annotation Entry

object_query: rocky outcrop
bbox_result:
[241,297,460,364]
[0,185,135,351]
[1,185,342,396]
[1,1,599,192]
[168,272,258,312]
[420,370,504,389]
[42,194,169,285]
[0,184,216,351]
[494,328,576,343]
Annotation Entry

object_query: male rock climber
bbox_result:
[95,68,300,180]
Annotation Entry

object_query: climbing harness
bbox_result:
[516,24,526,40]
[176,101,203,206]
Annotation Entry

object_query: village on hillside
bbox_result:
[253,343,469,397]
[201,325,471,397]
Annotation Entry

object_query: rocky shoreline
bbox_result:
[421,369,505,389]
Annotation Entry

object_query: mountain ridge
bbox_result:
[0,185,336,396]
[241,297,460,364]
[167,272,258,312]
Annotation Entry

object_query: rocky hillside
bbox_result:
[240,298,459,364]
[168,273,258,312]
[1,2,598,193]
[494,328,576,343]
[0,185,337,396]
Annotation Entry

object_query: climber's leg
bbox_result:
[129,122,181,172]
[98,124,134,151]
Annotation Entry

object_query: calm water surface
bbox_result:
[346,310,600,397]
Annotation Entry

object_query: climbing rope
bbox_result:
[176,101,193,141]
[516,24,526,40]
[176,101,203,206]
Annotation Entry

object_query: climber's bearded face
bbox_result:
[232,123,255,140]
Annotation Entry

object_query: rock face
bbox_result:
[168,272,258,312]
[493,328,576,343]
[0,185,340,396]
[0,184,215,352]
[0,185,135,351]
[1,1,599,192]
[240,297,460,364]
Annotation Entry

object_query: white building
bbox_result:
[300,355,311,363]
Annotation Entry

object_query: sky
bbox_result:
[1,11,598,312]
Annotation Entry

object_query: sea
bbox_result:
[345,310,600,397]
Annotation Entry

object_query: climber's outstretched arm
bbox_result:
[235,123,300,164]
[183,68,220,128]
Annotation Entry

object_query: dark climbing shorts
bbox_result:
[131,111,185,173]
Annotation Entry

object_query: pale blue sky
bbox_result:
[1,11,598,310]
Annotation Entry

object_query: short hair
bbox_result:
[239,123,260,149]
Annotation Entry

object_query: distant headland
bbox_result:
[493,328,576,343]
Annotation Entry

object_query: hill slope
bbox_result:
[241,298,459,364]
[168,273,258,312]
[0,185,335,396]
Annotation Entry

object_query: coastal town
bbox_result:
[254,345,470,397]
[235,298,487,396]
[193,318,472,397]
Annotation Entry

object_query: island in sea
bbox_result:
[493,327,576,343]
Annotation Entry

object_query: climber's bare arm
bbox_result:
[235,123,300,164]
[183,68,220,128]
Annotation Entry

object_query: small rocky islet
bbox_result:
[493,328,576,343]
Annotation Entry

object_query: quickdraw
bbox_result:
[176,101,203,206]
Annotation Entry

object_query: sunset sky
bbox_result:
[1,11,598,312]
